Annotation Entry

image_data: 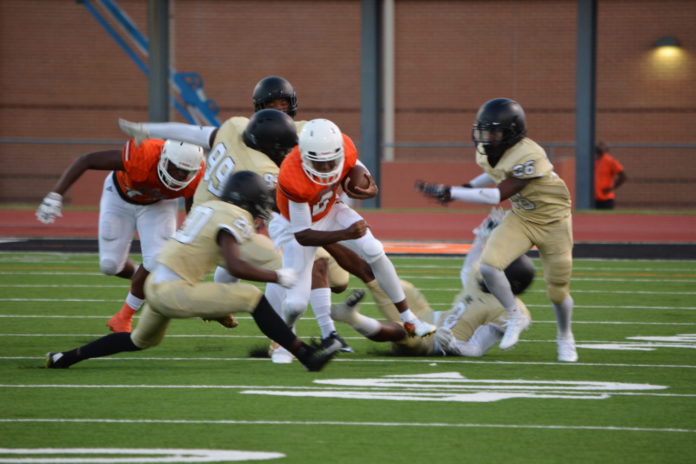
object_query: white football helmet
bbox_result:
[157,140,204,191]
[299,119,344,186]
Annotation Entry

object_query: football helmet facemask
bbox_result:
[242,109,298,166]
[157,140,204,191]
[252,76,298,117]
[299,119,345,186]
[219,170,274,220]
[472,98,526,165]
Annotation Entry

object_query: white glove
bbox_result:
[275,268,298,289]
[118,118,148,145]
[36,192,63,224]
[473,207,505,239]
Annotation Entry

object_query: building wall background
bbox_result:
[1,0,694,209]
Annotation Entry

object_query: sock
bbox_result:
[54,333,140,367]
[552,295,574,338]
[310,287,335,338]
[399,309,417,324]
[252,296,297,351]
[347,313,381,338]
[479,263,521,315]
[124,293,145,312]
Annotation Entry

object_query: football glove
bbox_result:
[414,180,452,204]
[473,207,506,238]
[276,268,298,289]
[36,192,63,224]
[118,118,148,145]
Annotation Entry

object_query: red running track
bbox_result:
[2,209,694,243]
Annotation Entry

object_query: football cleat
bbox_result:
[499,310,531,350]
[296,337,342,372]
[329,289,365,324]
[557,335,578,362]
[323,331,354,353]
[404,318,436,337]
[46,352,68,369]
[107,304,136,333]
[203,315,239,329]
[269,342,295,364]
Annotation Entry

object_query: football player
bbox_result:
[416,98,577,362]
[36,138,205,333]
[276,118,436,338]
[45,170,342,372]
[331,209,536,357]
[118,77,357,360]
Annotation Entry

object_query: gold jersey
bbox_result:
[156,200,256,283]
[193,118,307,206]
[476,138,571,225]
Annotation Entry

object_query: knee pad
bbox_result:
[361,239,385,264]
[99,258,121,276]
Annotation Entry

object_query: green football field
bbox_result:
[1,252,695,463]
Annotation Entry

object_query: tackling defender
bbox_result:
[46,170,342,372]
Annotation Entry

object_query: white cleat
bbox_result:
[404,318,436,337]
[269,343,294,364]
[499,312,531,350]
[557,335,578,362]
[330,289,365,323]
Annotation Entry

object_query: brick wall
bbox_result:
[1,0,694,209]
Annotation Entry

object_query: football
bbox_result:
[341,164,371,195]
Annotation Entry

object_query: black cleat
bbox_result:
[323,331,354,353]
[296,337,342,372]
[45,352,69,369]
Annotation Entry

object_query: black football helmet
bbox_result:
[480,254,536,295]
[472,98,526,166]
[252,76,298,117]
[219,170,274,220]
[242,109,298,166]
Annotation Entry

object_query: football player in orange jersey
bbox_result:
[36,139,205,332]
[276,119,436,338]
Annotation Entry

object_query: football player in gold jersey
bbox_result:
[46,171,342,372]
[416,98,577,362]
[330,209,535,357]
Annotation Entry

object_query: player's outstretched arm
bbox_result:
[118,118,217,149]
[36,150,122,224]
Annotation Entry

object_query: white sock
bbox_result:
[125,292,145,311]
[552,295,574,338]
[310,287,335,339]
[399,309,417,324]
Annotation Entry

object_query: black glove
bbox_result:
[414,181,452,204]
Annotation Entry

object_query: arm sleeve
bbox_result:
[141,123,216,149]
[450,186,501,205]
[288,200,313,233]
[469,172,494,188]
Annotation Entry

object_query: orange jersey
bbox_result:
[595,153,624,201]
[114,139,204,204]
[277,134,358,222]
